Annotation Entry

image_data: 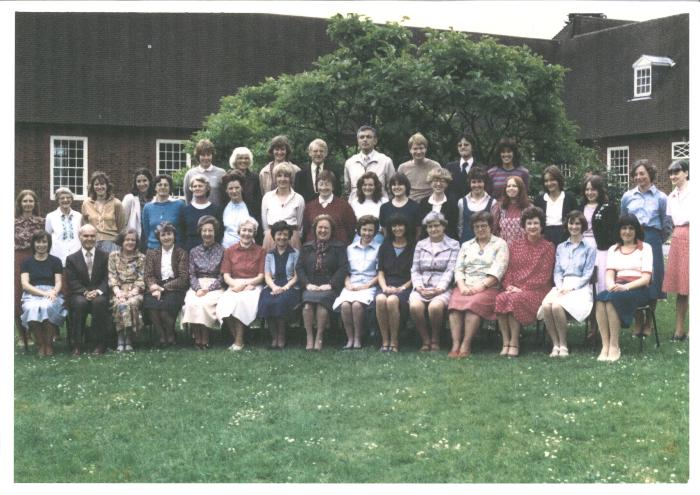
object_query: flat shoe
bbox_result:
[447,350,459,358]
[558,347,569,357]
[549,346,560,357]
[419,345,430,352]
[228,344,244,352]
[457,349,471,359]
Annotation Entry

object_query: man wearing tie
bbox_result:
[65,224,111,355]
[294,138,342,202]
[445,133,484,200]
[343,125,395,202]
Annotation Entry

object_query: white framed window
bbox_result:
[156,139,191,197]
[50,136,88,200]
[634,66,652,97]
[607,146,629,189]
[672,141,689,160]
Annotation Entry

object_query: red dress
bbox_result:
[495,237,555,325]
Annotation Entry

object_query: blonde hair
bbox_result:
[408,132,428,148]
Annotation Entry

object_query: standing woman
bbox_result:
[15,190,45,335]
[534,165,578,245]
[228,147,262,229]
[220,171,252,249]
[108,229,146,352]
[379,173,421,241]
[491,176,531,244]
[20,230,67,356]
[487,138,530,200]
[122,168,155,252]
[302,170,357,245]
[183,175,222,250]
[258,221,301,349]
[260,163,305,251]
[181,216,225,350]
[259,135,300,194]
[81,171,126,253]
[456,167,494,243]
[663,159,690,341]
[142,174,186,250]
[375,214,416,352]
[581,175,618,295]
[495,206,555,357]
[143,222,189,346]
[216,217,265,351]
[620,159,672,337]
[537,211,596,357]
[333,216,381,350]
[296,214,349,351]
[417,168,459,240]
[349,172,387,243]
[409,211,460,351]
[45,187,82,266]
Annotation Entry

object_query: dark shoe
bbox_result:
[670,334,688,342]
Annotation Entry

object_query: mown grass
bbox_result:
[14,295,688,483]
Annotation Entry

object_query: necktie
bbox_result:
[85,251,93,278]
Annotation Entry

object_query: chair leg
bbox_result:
[651,308,660,348]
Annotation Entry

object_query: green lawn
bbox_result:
[14,295,688,483]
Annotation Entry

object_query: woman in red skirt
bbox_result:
[663,159,689,341]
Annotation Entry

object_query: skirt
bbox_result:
[662,225,688,295]
[258,284,301,318]
[261,229,302,251]
[375,286,411,309]
[495,287,550,326]
[21,285,67,328]
[181,278,224,327]
[301,288,338,311]
[448,287,499,320]
[644,227,666,300]
[597,286,651,328]
[216,286,262,326]
[537,276,593,323]
[143,288,186,314]
[111,285,144,332]
[333,286,377,310]
[409,287,452,306]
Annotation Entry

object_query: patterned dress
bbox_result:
[108,251,146,332]
[491,203,526,244]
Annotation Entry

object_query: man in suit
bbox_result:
[445,133,484,200]
[294,138,342,202]
[65,224,111,355]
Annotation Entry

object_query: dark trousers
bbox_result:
[69,294,110,347]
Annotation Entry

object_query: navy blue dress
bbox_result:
[258,248,301,318]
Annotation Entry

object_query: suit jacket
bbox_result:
[294,162,343,203]
[65,248,110,296]
[144,246,190,292]
[444,159,486,200]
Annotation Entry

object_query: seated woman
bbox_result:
[333,215,381,350]
[533,165,578,245]
[409,211,460,351]
[108,228,146,352]
[215,216,265,351]
[144,222,189,347]
[376,214,416,352]
[181,216,225,350]
[302,170,356,245]
[537,211,596,357]
[447,211,508,358]
[418,168,459,240]
[20,230,67,356]
[495,206,555,357]
[595,214,653,362]
[296,214,348,351]
[258,221,301,349]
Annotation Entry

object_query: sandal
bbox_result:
[500,345,510,356]
[390,345,399,353]
[380,346,391,352]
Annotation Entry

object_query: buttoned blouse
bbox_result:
[81,196,126,241]
[620,185,671,235]
[346,239,381,285]
[260,189,305,232]
[454,235,509,288]
[15,215,46,250]
[222,200,251,248]
[265,247,300,280]
[188,242,225,291]
[221,243,265,279]
[666,184,690,226]
[542,192,565,226]
[553,239,596,290]
[410,236,460,291]
[45,208,82,265]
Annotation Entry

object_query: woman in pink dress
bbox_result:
[491,176,531,244]
[495,206,555,357]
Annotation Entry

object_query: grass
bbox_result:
[14,295,688,483]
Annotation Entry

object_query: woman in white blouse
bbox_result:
[45,187,82,266]
[533,165,577,246]
[260,163,305,251]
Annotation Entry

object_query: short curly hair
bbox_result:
[519,206,545,229]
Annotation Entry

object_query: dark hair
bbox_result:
[130,168,155,198]
[542,165,565,191]
[155,221,177,242]
[631,159,657,183]
[222,170,246,189]
[566,210,588,233]
[197,215,220,237]
[501,175,531,210]
[315,169,337,188]
[458,132,475,146]
[520,206,545,229]
[153,174,174,194]
[467,166,490,188]
[357,125,377,138]
[356,215,379,235]
[270,220,293,239]
[356,172,383,203]
[116,228,140,248]
[388,172,411,196]
[267,135,292,161]
[30,229,52,254]
[582,175,609,204]
[384,213,410,243]
[312,214,336,237]
[194,139,216,161]
[615,214,645,244]
[88,171,114,200]
[494,138,521,167]
[470,210,494,230]
[668,159,689,180]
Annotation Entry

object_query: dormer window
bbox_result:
[632,55,675,99]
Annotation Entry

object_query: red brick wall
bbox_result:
[15,123,194,215]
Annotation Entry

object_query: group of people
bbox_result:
[15,127,690,361]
